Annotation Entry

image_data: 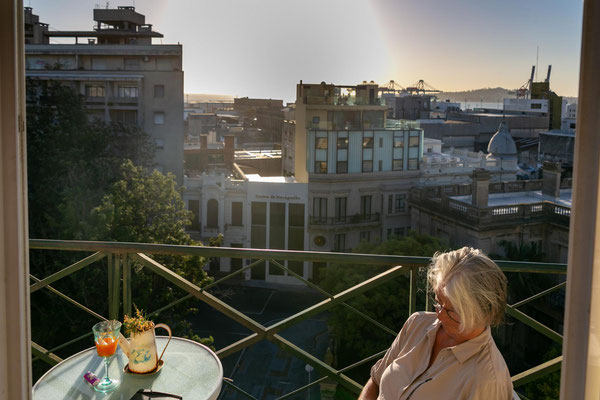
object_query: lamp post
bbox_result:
[305,364,314,400]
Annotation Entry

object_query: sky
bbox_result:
[29,0,583,102]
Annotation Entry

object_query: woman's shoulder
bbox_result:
[406,311,437,328]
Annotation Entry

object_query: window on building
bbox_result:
[155,139,165,149]
[531,103,542,109]
[393,134,404,148]
[362,160,373,172]
[388,194,393,214]
[337,136,348,149]
[387,228,392,239]
[363,136,373,149]
[118,86,138,98]
[336,161,348,173]
[313,197,327,223]
[360,231,370,242]
[312,116,320,125]
[335,197,347,222]
[316,137,328,149]
[361,195,372,217]
[207,199,219,228]
[409,135,420,147]
[395,194,406,212]
[188,199,200,230]
[288,203,305,275]
[408,159,419,170]
[251,202,267,279]
[154,84,165,98]
[379,137,383,147]
[393,159,403,171]
[231,202,243,226]
[85,85,104,97]
[124,58,140,69]
[110,109,137,125]
[334,233,346,252]
[394,227,403,237]
[315,161,327,174]
[269,202,286,275]
[154,112,165,125]
[378,160,383,171]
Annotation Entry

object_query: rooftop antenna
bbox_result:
[535,45,539,82]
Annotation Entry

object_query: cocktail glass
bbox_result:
[92,320,122,392]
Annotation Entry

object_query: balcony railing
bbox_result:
[29,239,566,399]
[310,213,380,226]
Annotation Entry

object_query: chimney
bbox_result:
[200,135,208,149]
[542,161,562,198]
[224,135,235,169]
[471,169,491,207]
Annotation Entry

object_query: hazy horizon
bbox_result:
[29,0,583,103]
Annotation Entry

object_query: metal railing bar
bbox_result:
[341,303,397,337]
[147,294,194,318]
[31,341,62,366]
[133,253,267,335]
[221,379,258,400]
[30,251,106,293]
[273,334,363,394]
[122,254,132,317]
[109,254,121,320]
[506,305,563,344]
[338,349,388,374]
[275,376,329,400]
[30,275,107,321]
[268,266,405,337]
[29,239,568,273]
[29,239,429,266]
[216,333,264,359]
[511,356,562,387]
[201,259,265,292]
[408,267,417,315]
[33,331,95,363]
[511,281,567,309]
[268,259,333,299]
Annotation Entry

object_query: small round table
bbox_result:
[33,337,223,400]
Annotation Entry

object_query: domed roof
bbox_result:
[487,121,517,159]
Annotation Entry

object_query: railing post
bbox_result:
[122,254,132,318]
[409,266,417,316]
[107,253,121,320]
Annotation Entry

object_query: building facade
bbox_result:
[24,6,184,179]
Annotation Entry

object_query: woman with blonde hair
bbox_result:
[359,247,513,400]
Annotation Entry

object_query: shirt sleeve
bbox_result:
[370,312,420,385]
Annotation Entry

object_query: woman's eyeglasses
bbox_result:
[430,295,461,324]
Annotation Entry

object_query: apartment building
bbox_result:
[24,6,184,179]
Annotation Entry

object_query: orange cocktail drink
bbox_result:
[92,320,122,392]
[95,336,118,357]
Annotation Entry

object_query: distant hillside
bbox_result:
[435,87,577,104]
[435,87,511,103]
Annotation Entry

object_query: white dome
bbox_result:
[487,121,517,159]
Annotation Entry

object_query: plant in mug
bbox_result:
[123,306,154,337]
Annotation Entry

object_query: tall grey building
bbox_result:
[24,6,184,179]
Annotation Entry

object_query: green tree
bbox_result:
[91,160,213,304]
[26,78,155,241]
[320,232,449,383]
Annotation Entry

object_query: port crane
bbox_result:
[404,80,442,95]
[510,66,535,99]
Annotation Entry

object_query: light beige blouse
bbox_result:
[370,312,513,400]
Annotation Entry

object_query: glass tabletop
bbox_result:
[33,337,223,400]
